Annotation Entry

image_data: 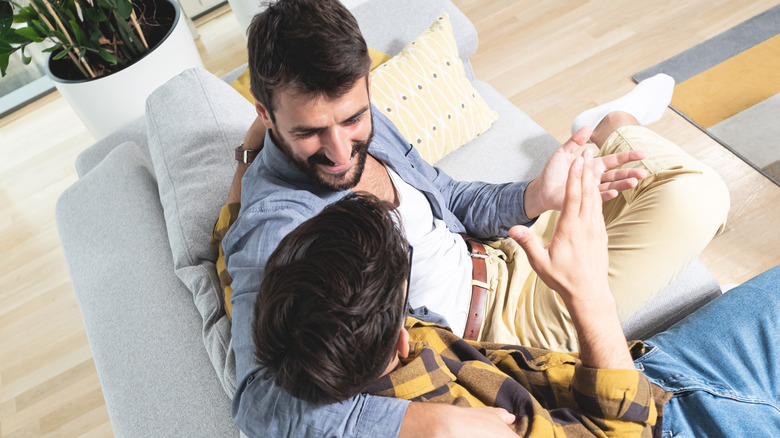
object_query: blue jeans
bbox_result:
[635,266,780,437]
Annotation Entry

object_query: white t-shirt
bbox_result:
[387,167,472,336]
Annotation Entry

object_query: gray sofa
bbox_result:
[55,0,722,436]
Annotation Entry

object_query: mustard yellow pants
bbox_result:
[479,126,730,352]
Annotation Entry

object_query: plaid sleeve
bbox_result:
[568,364,665,436]
[211,203,241,318]
[478,341,670,437]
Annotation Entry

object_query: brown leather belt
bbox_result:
[460,233,488,341]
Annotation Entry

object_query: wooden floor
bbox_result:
[1,0,778,436]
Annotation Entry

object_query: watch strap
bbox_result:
[235,143,260,164]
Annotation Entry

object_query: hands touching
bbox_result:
[510,148,609,304]
[510,149,634,370]
[523,126,648,219]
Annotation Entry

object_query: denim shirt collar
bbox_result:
[261,128,313,186]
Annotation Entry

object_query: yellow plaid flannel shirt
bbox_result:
[211,203,240,318]
[366,318,672,437]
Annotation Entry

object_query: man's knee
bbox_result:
[618,161,730,242]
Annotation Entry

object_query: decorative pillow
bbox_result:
[230,47,392,103]
[370,13,498,164]
[146,67,257,396]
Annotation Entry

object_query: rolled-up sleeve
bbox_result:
[568,364,662,436]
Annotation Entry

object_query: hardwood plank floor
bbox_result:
[1,0,778,436]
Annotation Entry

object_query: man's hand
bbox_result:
[510,150,634,369]
[511,149,609,302]
[399,402,516,438]
[523,126,648,219]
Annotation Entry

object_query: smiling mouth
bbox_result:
[310,148,358,173]
[318,156,353,173]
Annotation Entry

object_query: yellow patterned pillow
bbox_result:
[370,13,498,164]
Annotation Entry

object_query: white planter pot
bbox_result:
[45,0,203,139]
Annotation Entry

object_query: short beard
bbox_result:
[273,125,373,191]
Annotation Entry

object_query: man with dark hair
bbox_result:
[254,167,780,437]
[223,0,729,436]
[252,193,410,405]
[245,0,374,190]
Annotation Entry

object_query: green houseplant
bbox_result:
[0,0,203,137]
[0,0,174,79]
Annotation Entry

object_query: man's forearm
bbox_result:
[227,162,251,204]
[227,117,267,205]
[566,292,635,370]
[400,403,516,438]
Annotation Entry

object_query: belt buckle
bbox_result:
[469,252,488,259]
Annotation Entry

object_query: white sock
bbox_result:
[571,73,675,135]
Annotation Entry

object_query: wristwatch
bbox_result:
[235,143,260,164]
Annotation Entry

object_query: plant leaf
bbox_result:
[52,29,67,42]
[20,43,31,63]
[31,20,49,38]
[41,42,61,52]
[0,50,10,76]
[15,5,37,23]
[68,19,82,44]
[14,25,43,42]
[84,7,106,22]
[52,46,71,60]
[1,26,28,44]
[116,0,132,20]
[0,1,13,35]
[113,11,142,54]
[98,48,116,64]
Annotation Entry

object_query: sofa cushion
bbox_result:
[370,13,498,164]
[146,67,256,396]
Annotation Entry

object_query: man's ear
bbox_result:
[254,100,275,130]
[396,327,410,359]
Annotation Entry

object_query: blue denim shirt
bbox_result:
[224,106,533,437]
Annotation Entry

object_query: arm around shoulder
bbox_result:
[233,369,410,438]
[399,403,516,438]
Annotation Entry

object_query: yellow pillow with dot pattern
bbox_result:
[370,13,498,164]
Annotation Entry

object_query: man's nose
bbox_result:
[322,128,351,165]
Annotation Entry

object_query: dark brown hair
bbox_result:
[252,193,408,404]
[246,0,372,122]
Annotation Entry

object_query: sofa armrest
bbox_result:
[56,142,239,437]
[75,117,149,177]
[622,259,721,340]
